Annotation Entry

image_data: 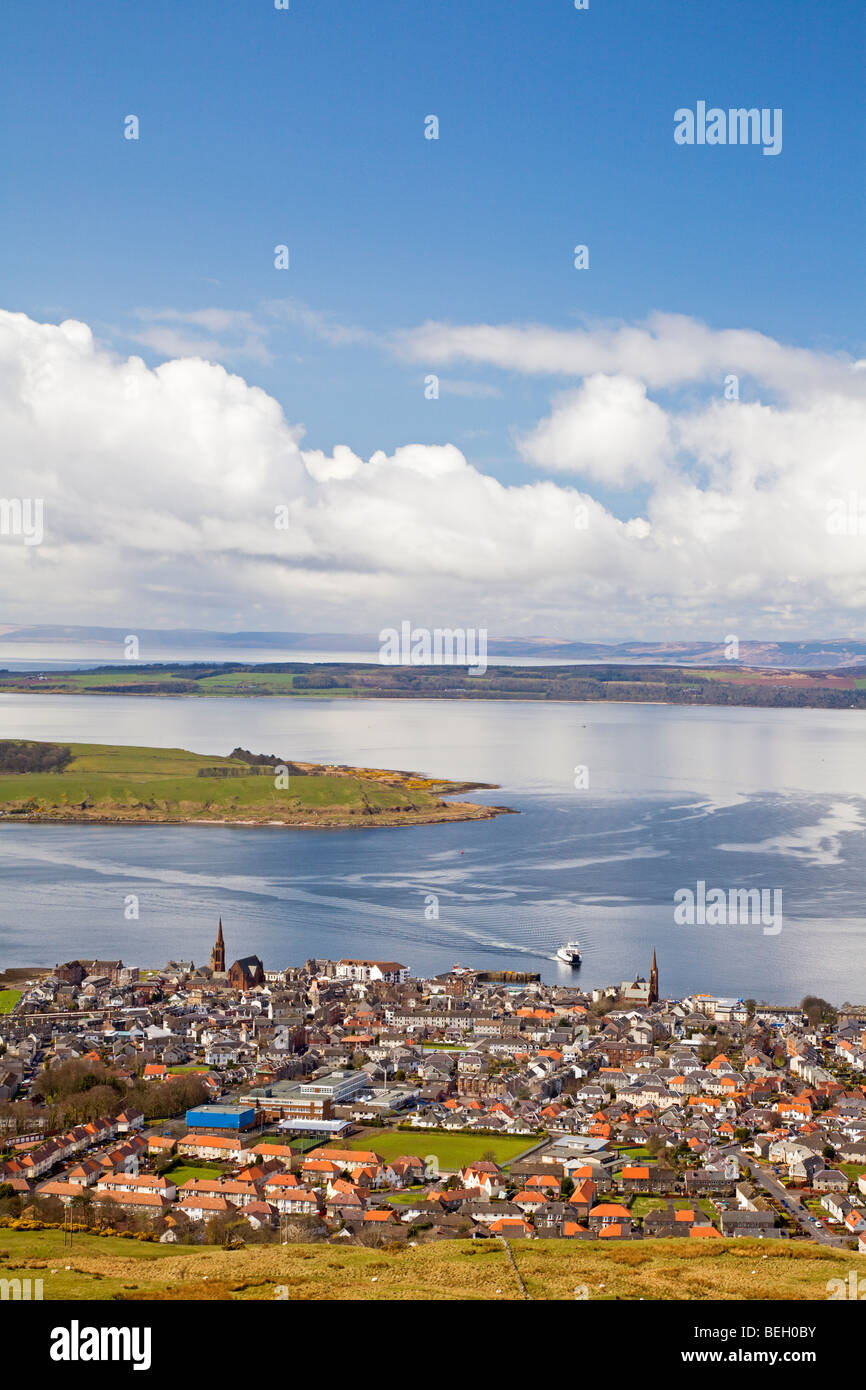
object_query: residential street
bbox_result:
[732,1148,848,1249]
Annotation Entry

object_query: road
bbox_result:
[731,1147,848,1248]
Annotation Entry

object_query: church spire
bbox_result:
[649,947,659,1004]
[211,919,225,974]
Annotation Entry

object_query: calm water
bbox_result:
[1,693,865,1003]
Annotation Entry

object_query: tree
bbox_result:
[801,996,837,1027]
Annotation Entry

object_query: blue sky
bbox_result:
[1,1,865,639]
[2,0,863,476]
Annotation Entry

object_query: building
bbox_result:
[210,920,226,975]
[649,948,659,1005]
[228,955,265,990]
[185,1104,256,1132]
[335,960,409,985]
[299,1070,369,1103]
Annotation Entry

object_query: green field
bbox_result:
[163,1163,224,1185]
[629,1196,718,1222]
[0,989,22,1013]
[0,1225,854,1300]
[0,741,503,828]
[3,659,865,712]
[329,1129,540,1171]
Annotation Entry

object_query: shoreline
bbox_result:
[0,802,517,830]
[2,688,863,713]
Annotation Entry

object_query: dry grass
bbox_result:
[0,1228,855,1301]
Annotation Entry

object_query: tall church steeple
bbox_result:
[210,919,226,974]
[649,947,659,1004]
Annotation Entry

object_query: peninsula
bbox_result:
[0,741,511,828]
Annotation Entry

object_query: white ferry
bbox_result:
[556,941,582,966]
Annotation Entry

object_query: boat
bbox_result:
[556,941,582,966]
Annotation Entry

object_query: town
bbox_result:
[1,924,865,1253]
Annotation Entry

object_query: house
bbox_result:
[512,1188,549,1214]
[812,1168,849,1193]
[362,1208,401,1227]
[35,1181,84,1206]
[719,1210,777,1237]
[177,1133,247,1163]
[489,1216,532,1237]
[66,1159,102,1187]
[147,1135,177,1159]
[643,1206,697,1238]
[844,1207,866,1236]
[267,1186,322,1216]
[244,1201,277,1230]
[336,960,409,985]
[820,1192,853,1223]
[461,1162,507,1198]
[96,1174,177,1201]
[588,1202,632,1233]
[115,1108,145,1134]
[618,1164,652,1193]
[92,1189,171,1219]
[177,1178,260,1208]
[568,1180,597,1220]
[462,1200,525,1226]
[176,1195,232,1221]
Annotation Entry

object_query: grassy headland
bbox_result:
[0,741,510,828]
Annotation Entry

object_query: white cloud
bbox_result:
[400,310,857,400]
[1,308,866,639]
[130,307,273,365]
[518,375,670,485]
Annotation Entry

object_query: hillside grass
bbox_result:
[0,1227,853,1301]
[0,742,495,826]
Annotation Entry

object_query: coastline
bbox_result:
[2,687,862,712]
[0,801,517,829]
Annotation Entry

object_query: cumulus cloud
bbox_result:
[1,307,865,638]
[518,375,671,485]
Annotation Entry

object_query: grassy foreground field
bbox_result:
[0,1227,852,1301]
[0,741,509,828]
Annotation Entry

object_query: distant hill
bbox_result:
[2,625,866,669]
